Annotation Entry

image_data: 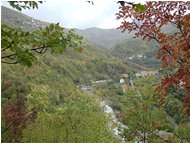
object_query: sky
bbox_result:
[1,0,141,29]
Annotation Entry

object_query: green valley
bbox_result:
[1,2,190,143]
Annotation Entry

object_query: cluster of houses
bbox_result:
[135,70,158,77]
[16,18,45,28]
[119,70,158,84]
[80,70,158,93]
[128,54,147,60]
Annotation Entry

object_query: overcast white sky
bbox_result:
[2,0,142,29]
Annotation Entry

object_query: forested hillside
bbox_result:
[1,6,132,143]
[110,39,162,69]
[1,5,164,70]
[1,6,49,31]
[75,27,134,49]
[1,6,134,79]
[2,51,119,142]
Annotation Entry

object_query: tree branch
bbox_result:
[1,120,16,135]
[2,45,50,60]
[1,60,18,64]
[1,41,14,52]
[136,122,169,142]
[1,53,17,60]
[147,32,186,68]
[163,11,190,48]
[30,45,50,52]
[31,46,49,54]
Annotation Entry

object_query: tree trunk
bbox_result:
[143,130,146,143]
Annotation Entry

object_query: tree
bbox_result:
[116,1,190,115]
[7,1,43,11]
[122,80,172,142]
[2,83,37,143]
[1,1,84,67]
[176,123,190,142]
[1,2,84,142]
[21,94,117,143]
[163,85,189,124]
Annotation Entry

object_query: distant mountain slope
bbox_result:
[1,6,50,31]
[74,23,178,49]
[75,27,135,49]
[108,22,178,69]
[1,6,132,49]
[110,39,162,69]
[110,39,159,58]
[1,6,141,82]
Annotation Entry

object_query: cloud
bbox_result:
[96,15,122,29]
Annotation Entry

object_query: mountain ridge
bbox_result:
[75,27,135,49]
[1,6,166,69]
[2,6,145,83]
[1,6,135,49]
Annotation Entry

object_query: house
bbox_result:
[120,79,125,84]
[122,74,129,78]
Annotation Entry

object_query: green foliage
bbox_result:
[1,23,84,67]
[22,94,116,143]
[95,76,174,142]
[2,2,84,67]
[93,79,124,101]
[110,39,161,69]
[118,1,146,12]
[2,2,190,143]
[163,86,189,124]
[8,1,43,11]
[2,83,37,143]
[164,98,183,123]
[176,123,190,142]
[123,85,170,142]
[96,63,127,77]
[134,4,146,12]
[1,37,129,142]
[2,59,120,142]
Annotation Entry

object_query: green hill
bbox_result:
[1,6,136,84]
[110,38,162,69]
[0,6,167,70]
[1,6,133,142]
[2,4,189,143]
[75,27,135,49]
[1,6,49,31]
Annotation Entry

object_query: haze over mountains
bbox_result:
[75,27,135,49]
[3,6,176,69]
[2,3,190,142]
[1,6,135,49]
[1,5,177,48]
[2,6,143,82]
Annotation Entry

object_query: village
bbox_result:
[80,70,158,94]
[16,18,46,28]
